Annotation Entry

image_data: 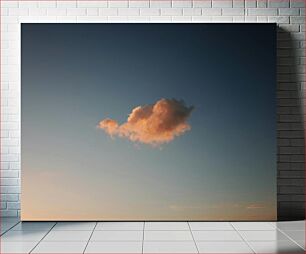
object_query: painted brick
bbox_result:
[1,1,18,8]
[8,146,19,153]
[278,83,300,91]
[0,170,18,178]
[279,147,304,154]
[290,16,305,24]
[8,8,29,16]
[277,120,303,128]
[291,162,305,170]
[1,138,19,147]
[67,8,87,16]
[222,8,245,15]
[245,0,256,8]
[277,178,304,186]
[278,155,291,162]
[108,1,129,8]
[212,16,233,22]
[1,131,9,138]
[192,16,212,22]
[247,8,278,16]
[279,8,300,15]
[277,90,299,98]
[278,24,300,32]
[118,8,140,16]
[1,202,7,209]
[99,8,118,16]
[0,0,304,221]
[1,154,19,162]
[29,8,48,16]
[279,186,305,194]
[268,0,290,8]
[86,8,99,16]
[127,16,150,22]
[277,194,305,201]
[150,0,172,8]
[150,16,172,22]
[76,16,107,22]
[7,202,20,210]
[1,178,19,186]
[9,162,20,170]
[129,1,150,8]
[57,1,77,8]
[38,1,56,8]
[140,8,160,16]
[193,0,211,7]
[257,0,268,8]
[233,0,244,8]
[1,210,18,217]
[1,8,9,16]
[278,130,304,138]
[291,139,304,146]
[202,8,222,15]
[172,1,192,8]
[47,8,67,16]
[290,0,305,8]
[258,16,268,23]
[278,162,291,170]
[172,16,192,22]
[183,8,202,16]
[1,162,10,170]
[10,5,29,17]
[161,8,183,16]
[0,186,20,194]
[290,155,305,162]
[279,171,304,179]
[54,16,74,22]
[77,1,108,8]
[106,16,128,22]
[212,0,233,8]
[278,57,295,65]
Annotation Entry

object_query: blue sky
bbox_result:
[21,24,276,220]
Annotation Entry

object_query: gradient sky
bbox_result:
[21,24,276,220]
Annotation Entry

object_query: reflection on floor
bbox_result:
[1,218,304,253]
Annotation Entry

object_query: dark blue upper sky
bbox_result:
[22,24,277,220]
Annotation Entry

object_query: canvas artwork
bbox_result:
[21,24,276,221]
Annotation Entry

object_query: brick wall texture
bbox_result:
[0,0,305,220]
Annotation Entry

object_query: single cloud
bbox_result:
[98,98,194,146]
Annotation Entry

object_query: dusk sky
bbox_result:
[21,24,276,220]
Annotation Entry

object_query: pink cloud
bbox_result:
[98,98,194,146]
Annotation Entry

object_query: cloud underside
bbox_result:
[98,98,194,146]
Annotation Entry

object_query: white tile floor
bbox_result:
[0,218,304,253]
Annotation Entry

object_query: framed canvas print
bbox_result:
[21,23,276,221]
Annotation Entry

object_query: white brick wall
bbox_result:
[0,0,305,219]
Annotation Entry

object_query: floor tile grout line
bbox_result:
[229,222,256,254]
[187,221,200,254]
[82,222,97,254]
[88,240,207,242]
[276,227,305,251]
[94,229,192,231]
[268,222,277,229]
[0,220,20,236]
[141,221,145,254]
[2,221,304,253]
[29,222,57,254]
